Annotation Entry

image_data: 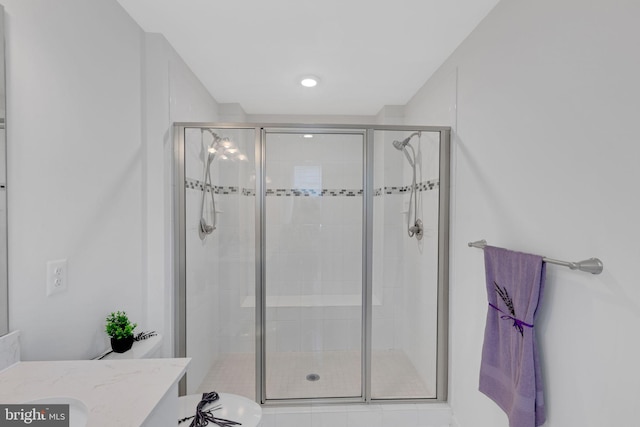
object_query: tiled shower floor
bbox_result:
[196,349,432,400]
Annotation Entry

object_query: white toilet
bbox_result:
[178,392,262,427]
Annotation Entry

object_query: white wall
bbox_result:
[248,113,376,125]
[5,0,145,360]
[404,0,640,426]
[4,0,218,360]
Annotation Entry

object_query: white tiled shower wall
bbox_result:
[263,131,440,362]
[265,133,364,354]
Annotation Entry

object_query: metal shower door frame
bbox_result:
[173,123,450,405]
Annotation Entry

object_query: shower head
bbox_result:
[392,132,421,166]
[392,132,423,241]
[392,132,421,151]
[202,129,238,161]
[202,129,221,161]
[392,138,410,151]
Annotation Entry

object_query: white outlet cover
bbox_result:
[46,259,68,296]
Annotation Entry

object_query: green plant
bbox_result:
[105,311,137,340]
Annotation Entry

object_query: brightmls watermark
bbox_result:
[0,405,69,426]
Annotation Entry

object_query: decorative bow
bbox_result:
[491,282,533,336]
[178,391,242,427]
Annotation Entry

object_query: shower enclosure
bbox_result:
[174,124,450,404]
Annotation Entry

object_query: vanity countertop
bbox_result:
[0,358,190,427]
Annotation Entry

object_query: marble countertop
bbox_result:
[0,358,190,427]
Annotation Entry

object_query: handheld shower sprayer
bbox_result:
[198,129,240,237]
[392,132,423,240]
[199,129,221,237]
[392,132,420,150]
[392,138,408,150]
[392,132,420,167]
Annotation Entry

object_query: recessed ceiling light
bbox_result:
[300,76,319,88]
[303,134,314,138]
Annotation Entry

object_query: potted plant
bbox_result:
[105,311,137,353]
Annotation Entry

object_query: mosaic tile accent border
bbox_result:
[267,188,363,197]
[186,179,240,195]
[186,178,438,197]
[383,179,439,195]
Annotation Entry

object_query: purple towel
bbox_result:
[479,246,546,427]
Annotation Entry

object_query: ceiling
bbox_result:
[117,0,500,116]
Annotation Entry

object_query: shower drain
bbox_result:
[306,373,320,381]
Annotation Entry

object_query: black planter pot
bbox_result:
[110,336,134,353]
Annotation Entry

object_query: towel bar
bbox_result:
[468,240,603,274]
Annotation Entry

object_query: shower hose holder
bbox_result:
[411,219,424,241]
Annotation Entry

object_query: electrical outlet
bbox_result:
[46,259,67,296]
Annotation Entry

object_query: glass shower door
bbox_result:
[182,126,257,398]
[370,129,442,399]
[262,130,364,400]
